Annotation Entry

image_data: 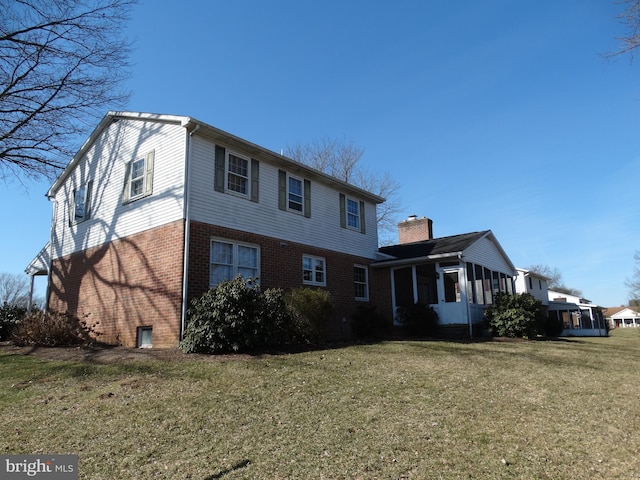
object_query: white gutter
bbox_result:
[179,119,200,344]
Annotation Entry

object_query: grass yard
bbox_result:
[1,329,639,479]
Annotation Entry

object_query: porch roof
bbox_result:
[373,231,491,266]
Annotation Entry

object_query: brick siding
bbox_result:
[48,220,185,348]
[188,221,394,340]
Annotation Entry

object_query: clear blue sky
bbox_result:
[2,0,639,307]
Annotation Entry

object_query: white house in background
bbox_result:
[547,290,607,337]
[514,268,549,306]
[604,307,640,328]
[373,216,518,338]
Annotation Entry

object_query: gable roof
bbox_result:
[378,231,490,260]
[373,230,515,272]
[603,307,640,318]
[47,111,386,204]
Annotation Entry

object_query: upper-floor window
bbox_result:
[70,181,93,225]
[288,176,303,212]
[339,194,365,233]
[303,255,326,286]
[210,239,260,287]
[215,145,259,202]
[278,170,311,217]
[123,150,154,204]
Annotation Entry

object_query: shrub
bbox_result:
[396,303,439,337]
[485,293,545,339]
[351,304,390,340]
[12,311,101,346]
[285,288,334,344]
[543,313,564,337]
[259,287,294,345]
[180,276,263,353]
[0,303,27,341]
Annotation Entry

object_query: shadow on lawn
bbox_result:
[204,459,250,479]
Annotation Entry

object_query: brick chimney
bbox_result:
[398,215,434,244]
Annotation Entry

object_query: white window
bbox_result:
[303,255,326,286]
[347,198,360,229]
[288,175,303,212]
[137,326,152,348]
[123,150,154,203]
[354,265,369,301]
[210,239,260,287]
[227,152,250,196]
[70,181,92,224]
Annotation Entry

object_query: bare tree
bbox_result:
[0,272,30,307]
[608,0,640,61]
[286,137,402,243]
[626,251,640,306]
[0,0,135,181]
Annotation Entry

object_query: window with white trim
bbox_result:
[70,180,93,224]
[210,239,260,287]
[288,175,303,212]
[123,150,154,203]
[346,198,360,230]
[302,255,326,286]
[227,152,250,196]
[354,265,369,301]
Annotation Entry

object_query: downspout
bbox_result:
[44,198,57,313]
[180,121,200,344]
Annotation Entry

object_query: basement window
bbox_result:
[137,326,152,348]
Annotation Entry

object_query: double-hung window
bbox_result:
[70,181,93,225]
[214,146,259,202]
[354,265,369,301]
[302,255,326,286]
[123,150,154,203]
[339,194,365,233]
[288,176,303,212]
[210,239,260,287]
[347,198,360,230]
[227,153,250,196]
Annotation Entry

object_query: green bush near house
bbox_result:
[396,303,439,338]
[180,278,335,353]
[284,287,334,345]
[485,293,546,339]
[0,303,26,340]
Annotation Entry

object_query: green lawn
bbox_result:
[1,329,639,479]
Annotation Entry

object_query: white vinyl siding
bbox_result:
[51,119,186,260]
[189,135,379,259]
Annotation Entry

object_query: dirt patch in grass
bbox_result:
[0,341,247,364]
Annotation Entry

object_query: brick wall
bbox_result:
[48,220,185,348]
[188,221,394,340]
[398,216,433,244]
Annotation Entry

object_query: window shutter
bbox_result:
[214,145,226,193]
[339,193,346,228]
[303,179,311,218]
[278,169,286,211]
[145,150,155,196]
[122,161,132,204]
[359,200,365,233]
[85,180,93,220]
[250,159,259,203]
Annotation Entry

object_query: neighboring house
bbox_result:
[604,307,640,328]
[547,290,607,337]
[27,111,387,348]
[372,216,518,337]
[514,268,550,306]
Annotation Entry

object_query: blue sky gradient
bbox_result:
[2,0,639,306]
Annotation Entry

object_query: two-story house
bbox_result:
[28,112,387,348]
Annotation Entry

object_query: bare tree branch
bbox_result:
[0,0,136,181]
[286,137,403,243]
[606,0,640,61]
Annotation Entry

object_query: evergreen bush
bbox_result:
[285,287,334,344]
[485,293,545,339]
